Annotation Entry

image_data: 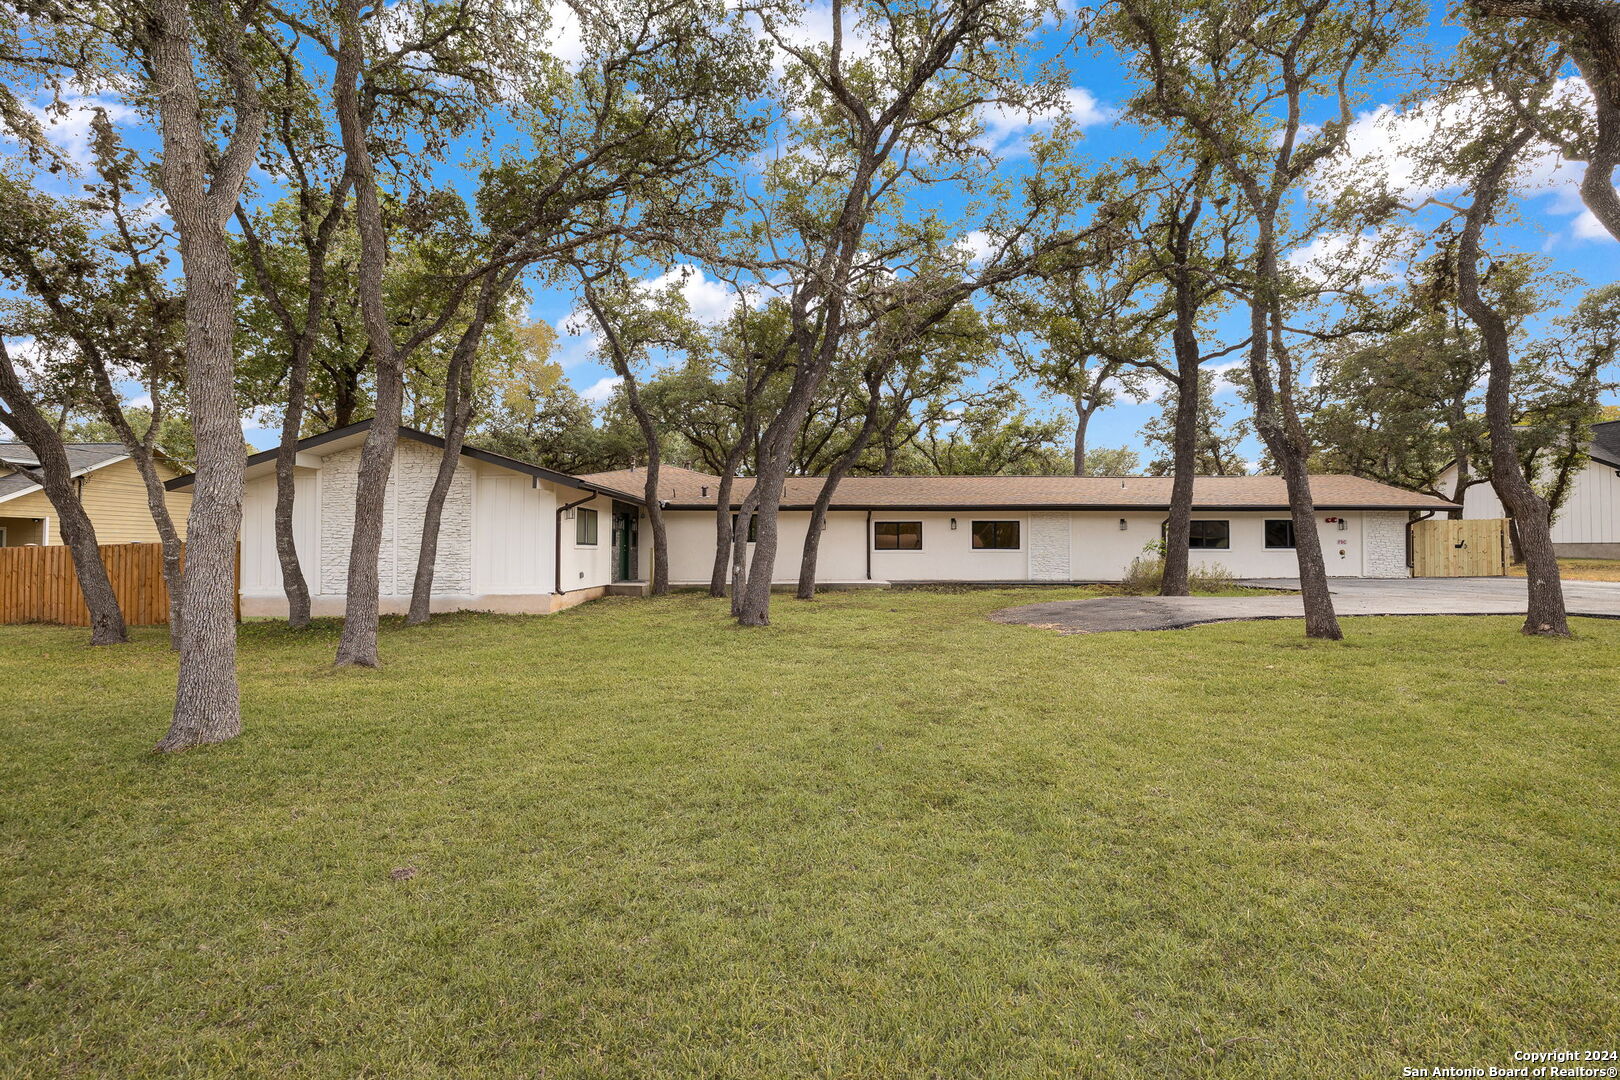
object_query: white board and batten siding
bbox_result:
[1439,459,1620,555]
[238,440,607,617]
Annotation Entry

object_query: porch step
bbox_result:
[606,581,649,597]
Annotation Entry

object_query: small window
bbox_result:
[1264,519,1296,549]
[731,513,758,543]
[971,520,1020,550]
[576,507,598,545]
[1188,520,1230,549]
[874,521,922,550]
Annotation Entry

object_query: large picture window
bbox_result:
[1187,520,1230,549]
[1264,519,1296,549]
[873,521,922,550]
[576,507,599,545]
[971,520,1020,550]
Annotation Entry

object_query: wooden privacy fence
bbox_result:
[1411,518,1508,578]
[0,542,239,627]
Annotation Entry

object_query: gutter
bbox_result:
[554,491,597,596]
[1405,511,1437,571]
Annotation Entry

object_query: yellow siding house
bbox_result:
[0,443,192,547]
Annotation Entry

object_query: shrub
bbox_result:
[1116,545,1237,595]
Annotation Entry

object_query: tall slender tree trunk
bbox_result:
[1249,220,1340,640]
[82,367,185,644]
[709,441,747,597]
[1455,130,1568,635]
[405,349,474,626]
[1072,397,1090,476]
[1158,198,1204,598]
[333,0,404,667]
[148,0,261,749]
[0,343,127,645]
[1159,372,1199,597]
[407,269,512,625]
[729,482,763,617]
[798,376,882,599]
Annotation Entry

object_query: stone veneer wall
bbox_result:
[1362,512,1410,578]
[318,440,474,596]
[1028,512,1072,581]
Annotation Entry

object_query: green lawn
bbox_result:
[3,589,1617,1079]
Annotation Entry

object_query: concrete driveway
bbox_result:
[990,576,1620,634]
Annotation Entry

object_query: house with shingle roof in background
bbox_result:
[1436,418,1620,558]
[0,443,191,548]
[170,420,1458,618]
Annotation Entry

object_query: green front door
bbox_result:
[612,503,638,582]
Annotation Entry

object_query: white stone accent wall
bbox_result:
[1362,512,1409,578]
[318,440,473,596]
[1029,512,1073,581]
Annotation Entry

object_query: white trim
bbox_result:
[0,525,7,546]
[0,453,131,505]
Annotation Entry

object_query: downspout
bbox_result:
[865,509,872,581]
[555,489,597,596]
[1405,510,1436,573]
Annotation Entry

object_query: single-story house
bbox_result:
[0,442,192,547]
[170,422,1456,617]
[1435,418,1620,558]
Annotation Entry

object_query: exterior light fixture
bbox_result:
[1119,518,1128,531]
[950,517,958,530]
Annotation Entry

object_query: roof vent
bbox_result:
[701,485,708,497]
[1120,478,1126,489]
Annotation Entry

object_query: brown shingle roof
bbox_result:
[573,467,1459,512]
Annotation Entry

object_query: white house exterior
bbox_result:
[1435,419,1620,559]
[172,423,1456,618]
[177,423,644,618]
[580,465,1443,586]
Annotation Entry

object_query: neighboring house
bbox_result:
[0,443,192,548]
[1435,418,1620,558]
[174,421,1455,618]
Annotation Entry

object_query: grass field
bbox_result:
[3,588,1617,1078]
[1509,557,1620,582]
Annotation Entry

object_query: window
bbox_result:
[971,520,1020,550]
[731,513,758,543]
[873,521,922,550]
[576,507,598,545]
[1264,519,1296,549]
[1187,520,1230,549]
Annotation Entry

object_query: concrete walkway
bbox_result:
[990,577,1620,634]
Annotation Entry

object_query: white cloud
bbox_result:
[1570,202,1618,242]
[639,265,741,325]
[11,95,139,172]
[580,375,623,402]
[975,86,1112,157]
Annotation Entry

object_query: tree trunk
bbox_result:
[1159,372,1199,597]
[709,442,746,597]
[729,482,763,617]
[1455,128,1569,635]
[333,0,404,667]
[1072,397,1089,476]
[407,270,508,625]
[798,377,882,599]
[0,344,127,646]
[1248,221,1340,640]
[148,0,260,749]
[405,354,474,626]
[619,384,668,596]
[1159,204,1204,599]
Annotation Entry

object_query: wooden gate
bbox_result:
[1411,518,1508,577]
[0,542,238,626]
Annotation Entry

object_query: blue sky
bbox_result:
[3,0,1614,466]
